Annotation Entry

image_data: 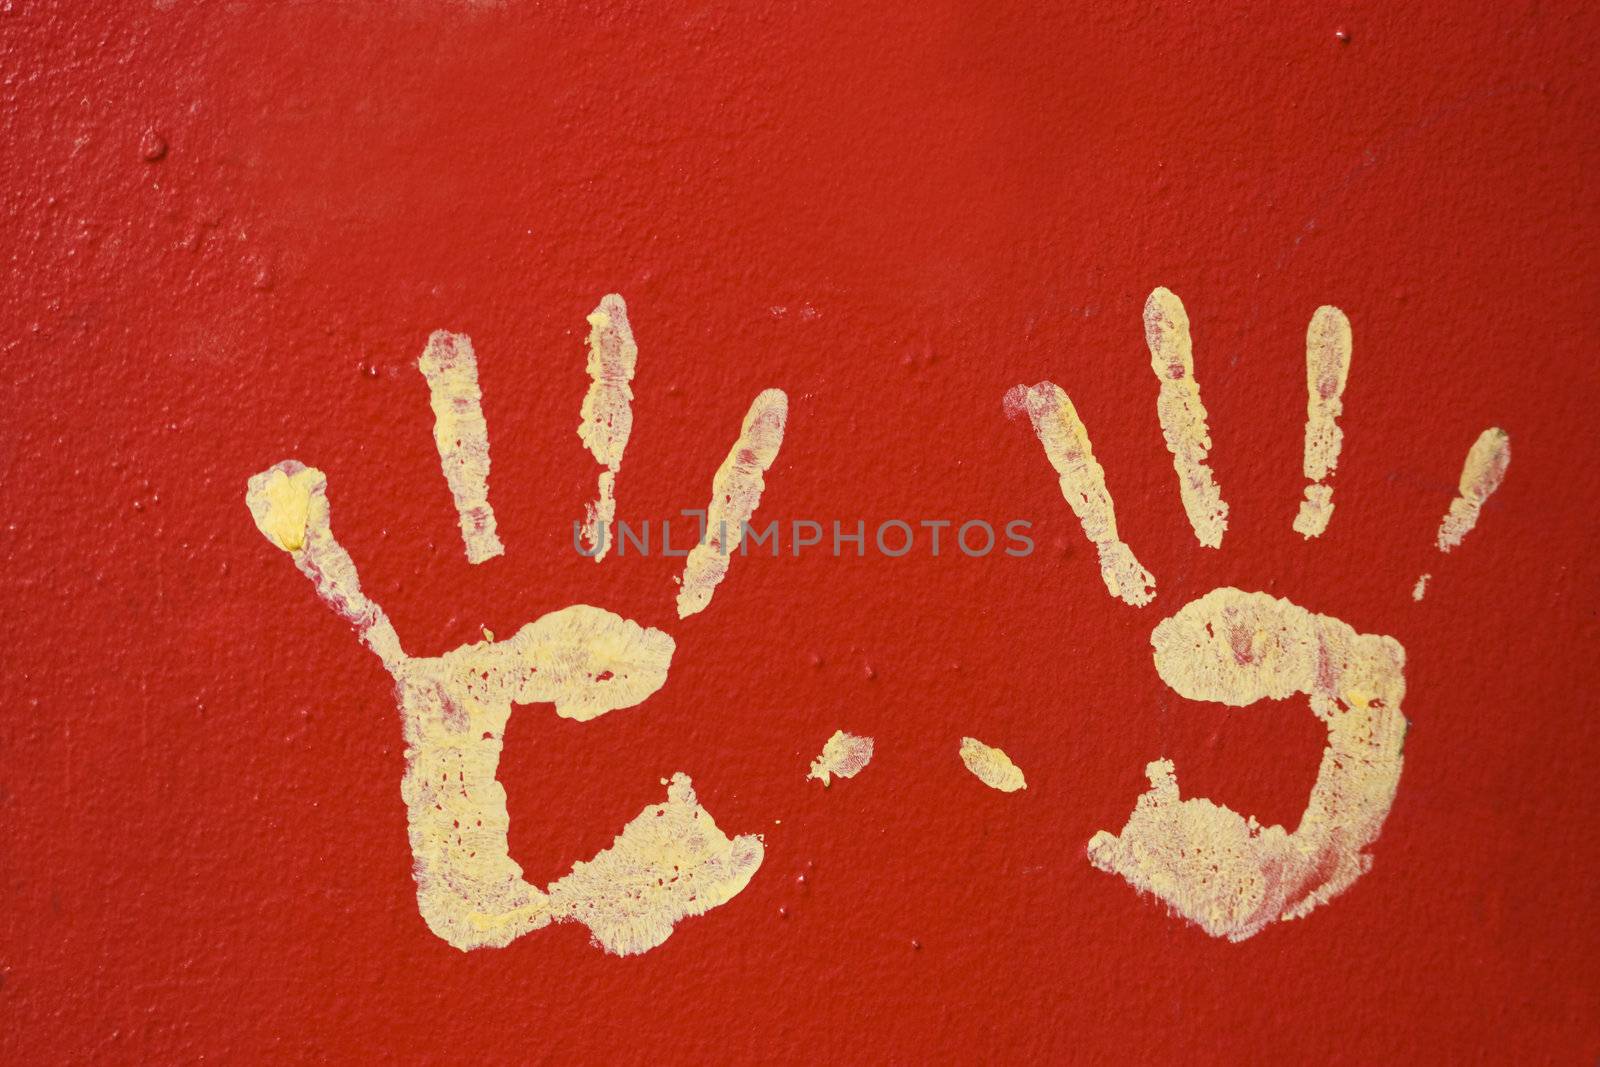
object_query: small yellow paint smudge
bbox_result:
[1412,574,1430,602]
[1293,305,1352,539]
[577,295,638,562]
[246,463,319,552]
[959,737,1026,792]
[1144,287,1229,549]
[677,389,788,618]
[807,729,874,786]
[1088,588,1406,942]
[1005,382,1156,606]
[1436,428,1510,552]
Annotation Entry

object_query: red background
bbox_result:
[5,2,1598,1062]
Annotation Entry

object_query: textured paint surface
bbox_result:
[1144,287,1229,548]
[1292,306,1352,538]
[419,330,504,564]
[1436,428,1511,552]
[577,294,637,561]
[806,729,874,786]
[1005,382,1156,606]
[1088,589,1405,941]
[6,4,1599,1063]
[959,737,1026,792]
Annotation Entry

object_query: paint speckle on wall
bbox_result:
[807,729,874,786]
[959,737,1026,792]
[676,388,788,618]
[419,330,504,564]
[1005,382,1156,606]
[577,294,638,562]
[1144,287,1228,549]
[1436,428,1510,552]
[1412,573,1430,601]
[1087,588,1406,941]
[1293,305,1352,539]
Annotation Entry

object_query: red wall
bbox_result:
[4,2,1597,1062]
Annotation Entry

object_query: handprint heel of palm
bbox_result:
[247,296,785,954]
[1006,287,1509,941]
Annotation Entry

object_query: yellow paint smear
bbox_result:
[1293,306,1352,538]
[959,737,1026,792]
[1144,287,1228,549]
[577,294,638,562]
[1088,588,1406,941]
[1436,428,1510,552]
[396,603,704,952]
[1005,382,1156,607]
[419,330,504,564]
[548,773,764,956]
[1412,573,1430,602]
[677,389,788,619]
[807,730,874,786]
[247,463,763,954]
[245,461,405,667]
[247,463,317,552]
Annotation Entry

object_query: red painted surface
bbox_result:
[5,2,1598,1062]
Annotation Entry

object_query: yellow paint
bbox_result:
[548,773,764,956]
[1436,428,1510,552]
[677,389,788,618]
[419,330,504,564]
[246,462,764,954]
[465,604,676,722]
[1293,306,1352,538]
[396,604,692,950]
[1144,287,1229,549]
[1088,588,1406,941]
[807,729,874,786]
[1412,573,1430,602]
[246,463,319,551]
[577,295,638,561]
[959,737,1026,792]
[245,461,405,667]
[1005,382,1156,607]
